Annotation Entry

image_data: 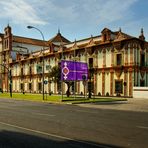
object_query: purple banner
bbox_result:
[61,60,88,81]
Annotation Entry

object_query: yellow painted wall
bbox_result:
[98,52,103,68]
[97,73,102,95]
[106,50,111,67]
[105,72,110,95]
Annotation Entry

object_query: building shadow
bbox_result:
[0,130,123,148]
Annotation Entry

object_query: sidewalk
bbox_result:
[77,98,148,112]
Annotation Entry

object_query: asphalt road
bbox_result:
[0,98,148,148]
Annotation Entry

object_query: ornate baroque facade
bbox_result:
[0,25,148,97]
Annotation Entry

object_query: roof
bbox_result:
[49,32,71,45]
[65,35,101,49]
[0,33,4,37]
[114,31,133,41]
[65,28,140,50]
[13,35,49,46]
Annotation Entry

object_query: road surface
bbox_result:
[0,98,148,148]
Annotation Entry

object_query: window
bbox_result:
[116,54,122,66]
[6,39,8,48]
[21,68,23,76]
[140,80,145,86]
[29,83,32,90]
[115,80,123,93]
[20,83,24,90]
[36,65,42,73]
[6,31,8,36]
[54,47,58,52]
[104,34,107,41]
[89,58,93,68]
[4,40,7,49]
[46,65,51,71]
[140,54,145,66]
[38,82,42,91]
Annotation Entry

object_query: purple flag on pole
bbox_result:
[61,60,88,81]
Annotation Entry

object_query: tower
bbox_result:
[1,25,12,91]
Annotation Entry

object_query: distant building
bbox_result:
[0,25,147,97]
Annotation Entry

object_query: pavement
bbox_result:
[77,98,148,112]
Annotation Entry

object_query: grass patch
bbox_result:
[0,93,62,102]
[0,92,127,104]
[63,97,127,104]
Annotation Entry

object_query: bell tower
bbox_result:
[3,24,12,64]
[1,25,12,92]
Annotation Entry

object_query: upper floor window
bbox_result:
[89,58,93,68]
[140,54,145,66]
[103,34,107,42]
[116,54,122,66]
[36,65,42,74]
[21,68,23,76]
[6,31,8,36]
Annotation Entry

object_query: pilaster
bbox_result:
[102,70,105,96]
[110,70,114,96]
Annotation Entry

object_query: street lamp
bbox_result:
[88,67,94,98]
[27,26,45,100]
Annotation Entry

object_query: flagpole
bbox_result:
[61,37,64,101]
[74,39,76,100]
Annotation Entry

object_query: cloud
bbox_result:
[0,0,47,25]
[28,0,79,23]
[78,0,138,25]
[39,0,138,27]
[0,0,142,40]
[0,0,138,27]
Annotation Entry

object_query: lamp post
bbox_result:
[27,26,45,100]
[88,67,94,99]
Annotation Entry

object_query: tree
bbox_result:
[48,65,73,97]
[64,81,73,97]
[48,65,61,83]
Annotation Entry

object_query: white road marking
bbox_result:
[34,112,55,117]
[137,126,148,129]
[0,121,102,148]
[0,121,71,140]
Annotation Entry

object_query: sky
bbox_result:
[0,0,147,42]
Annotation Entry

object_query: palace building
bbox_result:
[0,25,148,97]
